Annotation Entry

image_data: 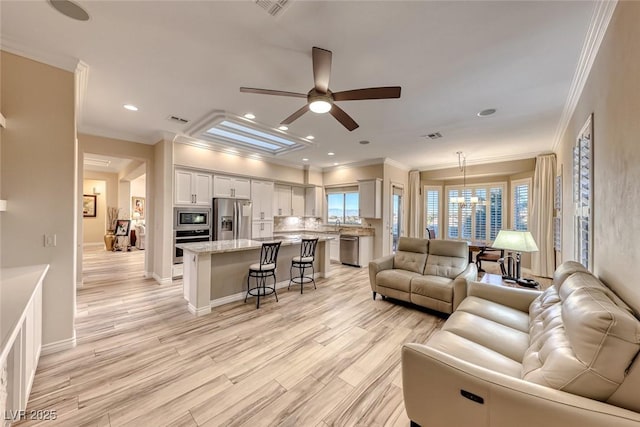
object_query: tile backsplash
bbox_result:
[274,217,321,232]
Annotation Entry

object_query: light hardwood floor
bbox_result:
[17,246,446,426]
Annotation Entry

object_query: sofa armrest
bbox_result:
[368,255,394,292]
[451,262,478,311]
[402,343,640,427]
[467,280,541,313]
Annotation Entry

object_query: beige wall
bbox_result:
[384,163,410,256]
[1,51,76,345]
[154,139,173,282]
[174,143,304,184]
[556,1,640,313]
[82,180,107,244]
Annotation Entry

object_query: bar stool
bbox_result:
[288,238,319,294]
[245,241,281,309]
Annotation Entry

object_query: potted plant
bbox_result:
[104,207,120,251]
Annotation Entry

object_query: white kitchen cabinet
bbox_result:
[251,180,274,221]
[305,186,324,218]
[252,220,273,239]
[330,237,340,262]
[291,186,305,217]
[274,184,292,217]
[358,236,374,267]
[358,179,382,219]
[175,169,212,206]
[213,175,251,199]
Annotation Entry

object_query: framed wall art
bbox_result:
[83,195,97,217]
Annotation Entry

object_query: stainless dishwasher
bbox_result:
[340,235,360,267]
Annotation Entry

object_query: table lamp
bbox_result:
[491,230,539,286]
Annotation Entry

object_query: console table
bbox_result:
[480,272,540,290]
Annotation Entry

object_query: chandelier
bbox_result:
[450,151,480,208]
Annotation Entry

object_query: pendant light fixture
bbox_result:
[450,151,479,207]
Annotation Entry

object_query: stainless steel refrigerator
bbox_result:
[212,198,252,241]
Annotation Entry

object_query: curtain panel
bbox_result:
[531,154,556,277]
[408,170,421,238]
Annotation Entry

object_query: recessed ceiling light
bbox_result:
[477,108,496,117]
[278,125,288,131]
[48,0,90,21]
[302,158,309,162]
[327,152,335,156]
[306,135,315,140]
[244,113,256,119]
[123,104,138,111]
[359,140,370,145]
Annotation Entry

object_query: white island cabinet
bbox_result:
[1,265,48,420]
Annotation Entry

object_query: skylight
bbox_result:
[186,111,312,156]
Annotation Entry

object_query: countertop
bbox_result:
[1,264,49,361]
[176,235,335,255]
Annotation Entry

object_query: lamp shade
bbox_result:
[492,230,539,252]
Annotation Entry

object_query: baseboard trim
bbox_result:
[187,303,211,316]
[152,273,172,285]
[82,242,104,247]
[41,333,77,355]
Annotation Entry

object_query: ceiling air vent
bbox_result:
[427,132,443,140]
[255,0,290,17]
[168,115,190,124]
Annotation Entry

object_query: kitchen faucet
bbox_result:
[335,219,341,231]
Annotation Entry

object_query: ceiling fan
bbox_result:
[240,47,401,132]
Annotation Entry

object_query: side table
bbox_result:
[480,273,540,290]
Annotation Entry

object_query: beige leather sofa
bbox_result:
[402,261,640,427]
[369,237,477,314]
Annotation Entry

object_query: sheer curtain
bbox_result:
[408,170,421,237]
[531,154,556,277]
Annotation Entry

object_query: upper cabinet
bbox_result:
[359,178,382,219]
[305,186,324,218]
[274,184,292,217]
[213,175,251,199]
[292,186,305,217]
[251,180,274,221]
[175,169,212,206]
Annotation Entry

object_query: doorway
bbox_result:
[391,184,403,253]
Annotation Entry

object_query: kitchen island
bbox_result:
[176,235,333,316]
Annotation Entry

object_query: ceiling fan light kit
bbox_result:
[240,47,401,131]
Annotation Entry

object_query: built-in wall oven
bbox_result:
[174,207,211,264]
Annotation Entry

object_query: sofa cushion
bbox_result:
[552,260,589,290]
[427,330,522,377]
[443,310,529,362]
[393,237,428,274]
[411,275,454,303]
[424,240,467,279]
[376,269,423,293]
[522,273,640,401]
[458,296,530,333]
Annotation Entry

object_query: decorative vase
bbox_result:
[104,231,116,251]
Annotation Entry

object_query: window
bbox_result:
[327,190,361,225]
[446,183,505,242]
[512,179,531,231]
[424,186,441,238]
[574,116,593,269]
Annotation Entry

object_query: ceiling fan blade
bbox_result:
[332,86,402,101]
[281,104,310,125]
[240,87,307,98]
[312,47,332,94]
[329,104,359,131]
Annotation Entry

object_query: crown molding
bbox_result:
[77,125,154,145]
[383,158,411,171]
[1,35,79,72]
[551,0,618,152]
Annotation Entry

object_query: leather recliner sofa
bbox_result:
[369,237,477,314]
[402,261,640,427]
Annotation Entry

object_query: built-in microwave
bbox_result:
[174,207,211,230]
